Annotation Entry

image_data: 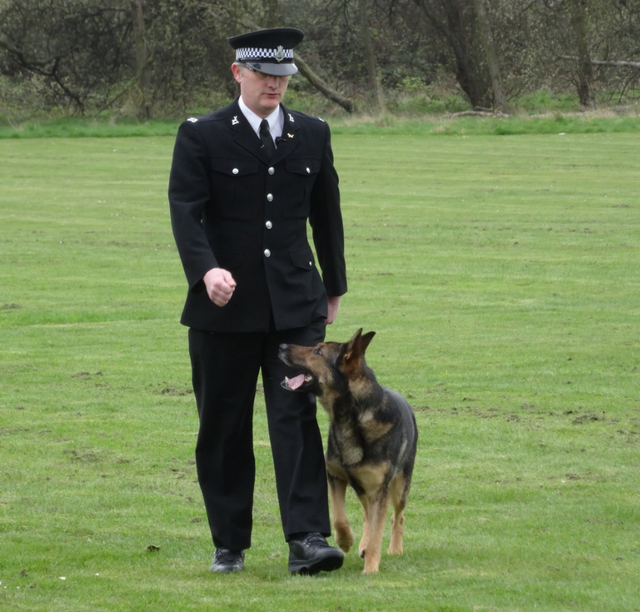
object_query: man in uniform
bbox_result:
[168,27,347,575]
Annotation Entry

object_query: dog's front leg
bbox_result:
[361,492,390,574]
[328,474,354,552]
[358,494,370,559]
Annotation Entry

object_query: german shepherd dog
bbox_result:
[279,329,418,574]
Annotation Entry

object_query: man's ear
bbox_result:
[231,63,243,84]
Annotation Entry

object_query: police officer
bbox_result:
[168,27,347,574]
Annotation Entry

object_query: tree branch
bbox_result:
[559,55,640,69]
[293,51,354,113]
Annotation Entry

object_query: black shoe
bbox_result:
[288,532,344,575]
[210,548,244,573]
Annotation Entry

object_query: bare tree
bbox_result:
[567,0,593,106]
[474,0,508,112]
[0,0,132,114]
[3,0,640,118]
[357,0,385,111]
[412,0,493,109]
[131,0,151,120]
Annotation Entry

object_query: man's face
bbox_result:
[232,64,290,118]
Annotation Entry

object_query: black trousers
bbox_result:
[188,319,330,551]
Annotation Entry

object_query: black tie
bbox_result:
[259,119,276,158]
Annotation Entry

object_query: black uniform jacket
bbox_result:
[168,99,347,333]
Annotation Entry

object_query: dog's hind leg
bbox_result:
[388,474,408,554]
[328,475,354,552]
[361,492,390,574]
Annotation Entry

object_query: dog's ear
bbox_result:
[340,328,375,365]
[338,329,359,365]
[360,331,376,353]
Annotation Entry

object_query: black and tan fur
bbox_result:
[279,329,418,574]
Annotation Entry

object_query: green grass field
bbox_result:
[1,124,639,611]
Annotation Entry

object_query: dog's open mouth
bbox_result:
[282,373,314,391]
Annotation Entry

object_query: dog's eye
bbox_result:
[313,346,323,356]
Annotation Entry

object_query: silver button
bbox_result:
[266,193,273,202]
[265,221,273,229]
[306,167,311,174]
[232,168,239,175]
[264,249,271,257]
[268,167,275,175]
[309,261,313,267]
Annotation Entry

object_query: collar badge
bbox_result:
[288,133,294,139]
[288,113,295,123]
[231,116,239,125]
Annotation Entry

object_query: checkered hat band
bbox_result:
[236,47,294,61]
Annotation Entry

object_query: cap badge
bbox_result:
[274,45,285,62]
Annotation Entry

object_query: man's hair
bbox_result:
[234,62,253,72]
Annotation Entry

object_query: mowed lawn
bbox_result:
[1,127,639,611]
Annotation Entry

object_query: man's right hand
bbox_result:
[203,268,237,307]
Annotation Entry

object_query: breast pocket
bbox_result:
[211,157,260,220]
[283,158,322,219]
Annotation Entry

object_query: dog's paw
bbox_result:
[362,557,380,574]
[335,527,354,552]
[387,536,403,555]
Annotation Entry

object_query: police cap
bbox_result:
[228,27,304,77]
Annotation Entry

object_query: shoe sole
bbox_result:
[289,552,344,575]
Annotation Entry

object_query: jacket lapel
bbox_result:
[226,100,268,163]
[271,106,300,164]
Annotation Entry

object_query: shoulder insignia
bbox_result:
[187,117,198,123]
[316,116,325,122]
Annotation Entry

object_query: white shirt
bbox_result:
[238,97,283,146]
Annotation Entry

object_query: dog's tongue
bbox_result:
[287,374,306,390]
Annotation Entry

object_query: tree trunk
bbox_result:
[474,0,508,113]
[132,0,151,120]
[264,0,279,28]
[357,0,385,111]
[567,0,593,107]
[413,0,493,109]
